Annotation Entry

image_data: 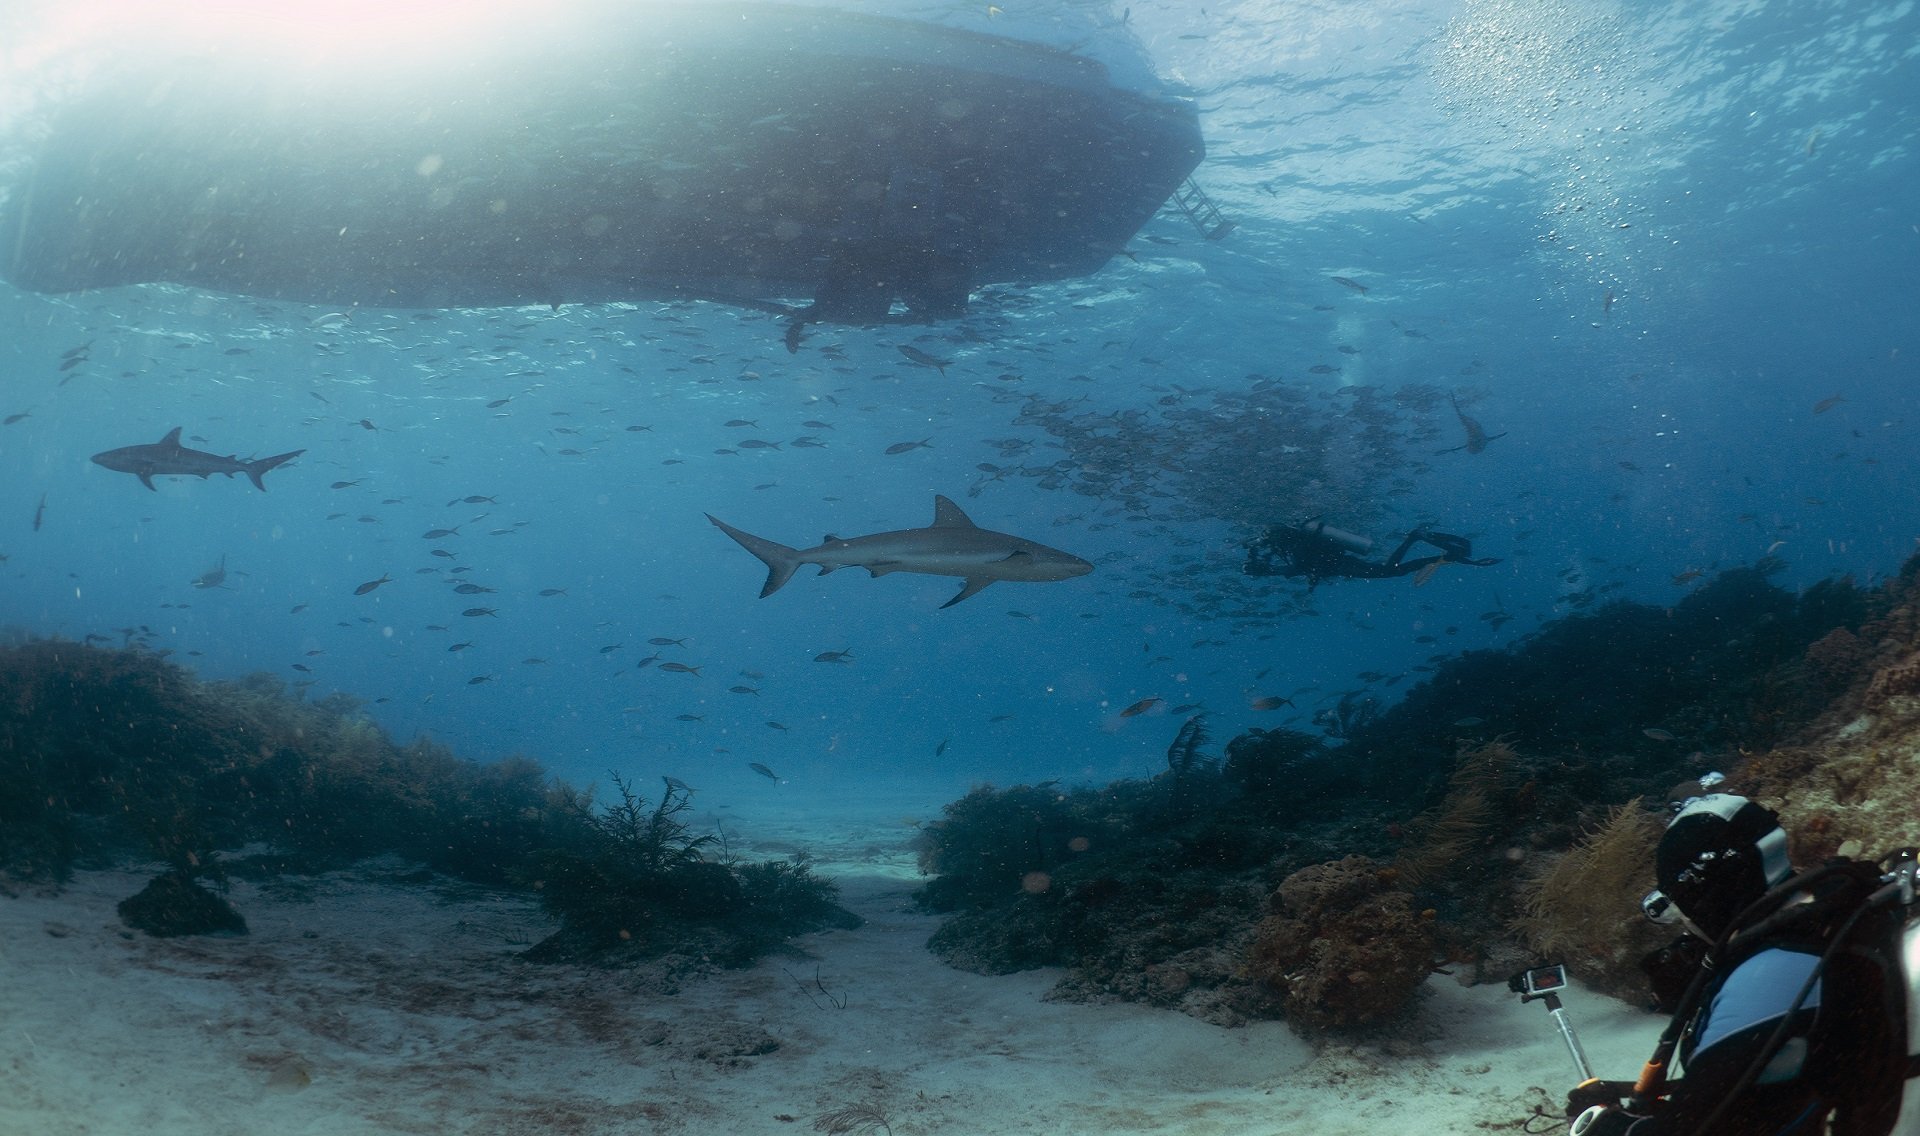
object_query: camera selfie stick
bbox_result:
[1510,965,1593,1084]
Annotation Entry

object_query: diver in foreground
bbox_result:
[1242,519,1499,588]
[1557,789,1920,1136]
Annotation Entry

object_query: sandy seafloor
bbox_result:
[0,794,1666,1136]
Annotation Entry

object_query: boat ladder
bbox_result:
[1168,176,1235,240]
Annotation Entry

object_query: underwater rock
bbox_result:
[117,870,248,937]
[1865,657,1920,707]
[1243,855,1435,1032]
[1221,727,1335,799]
[685,1021,781,1067]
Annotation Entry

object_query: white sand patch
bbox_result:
[0,803,1666,1136]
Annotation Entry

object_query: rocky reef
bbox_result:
[1739,555,1920,858]
[916,556,1914,1034]
[0,639,853,964]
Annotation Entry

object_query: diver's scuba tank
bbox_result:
[1300,519,1373,555]
[1889,852,1920,1135]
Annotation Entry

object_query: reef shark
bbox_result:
[91,427,305,491]
[707,494,1093,608]
[191,555,229,589]
[1436,393,1506,455]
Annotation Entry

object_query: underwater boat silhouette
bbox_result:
[0,3,1202,322]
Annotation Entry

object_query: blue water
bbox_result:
[1,0,1914,823]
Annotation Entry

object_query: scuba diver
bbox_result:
[1242,519,1500,588]
[1562,789,1920,1136]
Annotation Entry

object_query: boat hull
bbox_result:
[0,4,1203,320]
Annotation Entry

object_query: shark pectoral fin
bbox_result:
[941,577,996,608]
[138,473,157,491]
[997,550,1033,562]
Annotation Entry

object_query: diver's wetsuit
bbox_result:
[1579,869,1911,1136]
[1244,525,1499,589]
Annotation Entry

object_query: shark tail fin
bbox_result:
[244,449,306,491]
[706,514,801,598]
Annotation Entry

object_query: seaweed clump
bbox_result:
[521,774,856,966]
[1512,798,1668,1000]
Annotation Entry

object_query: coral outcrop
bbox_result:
[913,733,1392,1029]
[1243,856,1436,1031]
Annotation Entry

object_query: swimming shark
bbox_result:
[191,555,229,589]
[707,494,1093,608]
[1435,393,1507,455]
[91,427,305,491]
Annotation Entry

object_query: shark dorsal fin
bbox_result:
[160,426,184,447]
[932,495,977,529]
